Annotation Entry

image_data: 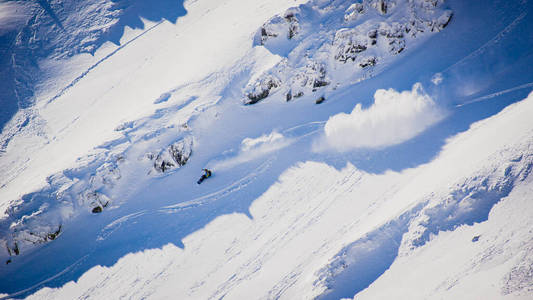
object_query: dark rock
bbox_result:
[359,57,377,68]
[387,38,405,54]
[92,206,103,214]
[13,243,19,256]
[154,157,173,172]
[6,259,11,265]
[372,0,388,14]
[293,91,304,98]
[434,10,453,31]
[334,33,369,63]
[47,225,62,241]
[259,9,300,45]
[260,27,278,45]
[441,12,452,29]
[246,89,270,105]
[284,12,295,21]
[169,144,190,167]
[244,76,280,105]
[315,96,325,104]
[472,235,481,242]
[286,91,292,101]
[284,10,300,39]
[154,159,174,172]
[151,136,193,173]
[313,79,329,88]
[380,1,387,14]
[344,3,364,22]
[288,23,298,39]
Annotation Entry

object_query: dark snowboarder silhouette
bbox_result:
[197,168,212,184]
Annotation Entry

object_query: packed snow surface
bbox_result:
[1,0,533,299]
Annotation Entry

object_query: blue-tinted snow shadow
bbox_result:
[94,0,186,47]
[0,0,187,133]
[311,1,533,297]
[317,207,421,300]
[319,0,533,174]
[2,0,533,298]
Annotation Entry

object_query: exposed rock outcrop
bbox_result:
[244,0,452,104]
[147,136,193,173]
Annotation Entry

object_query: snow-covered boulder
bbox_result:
[333,28,373,63]
[344,3,365,22]
[256,8,301,46]
[243,75,281,105]
[147,136,193,173]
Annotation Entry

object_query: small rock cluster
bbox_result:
[146,136,193,173]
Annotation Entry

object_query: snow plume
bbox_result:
[212,131,292,170]
[322,83,444,151]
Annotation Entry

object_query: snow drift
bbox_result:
[323,83,444,151]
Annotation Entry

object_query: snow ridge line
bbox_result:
[44,20,165,106]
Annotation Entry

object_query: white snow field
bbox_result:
[1,0,533,299]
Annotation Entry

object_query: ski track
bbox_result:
[44,20,165,106]
[0,255,89,300]
[442,9,528,74]
[159,157,274,214]
[97,211,147,241]
[456,82,533,107]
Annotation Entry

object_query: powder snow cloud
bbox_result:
[212,131,292,170]
[322,83,445,151]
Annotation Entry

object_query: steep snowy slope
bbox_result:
[26,91,533,300]
[0,0,533,298]
[0,0,452,264]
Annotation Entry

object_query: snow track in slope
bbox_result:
[457,82,533,107]
[44,21,165,106]
[160,157,274,214]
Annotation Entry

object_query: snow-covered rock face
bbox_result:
[0,123,195,258]
[244,0,452,104]
[146,136,193,173]
[0,0,453,261]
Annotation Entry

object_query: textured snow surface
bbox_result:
[28,92,533,299]
[1,0,533,298]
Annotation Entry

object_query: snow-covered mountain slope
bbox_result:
[26,91,533,300]
[0,0,451,262]
[1,0,533,298]
[0,0,186,133]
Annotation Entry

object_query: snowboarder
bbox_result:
[197,168,212,184]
